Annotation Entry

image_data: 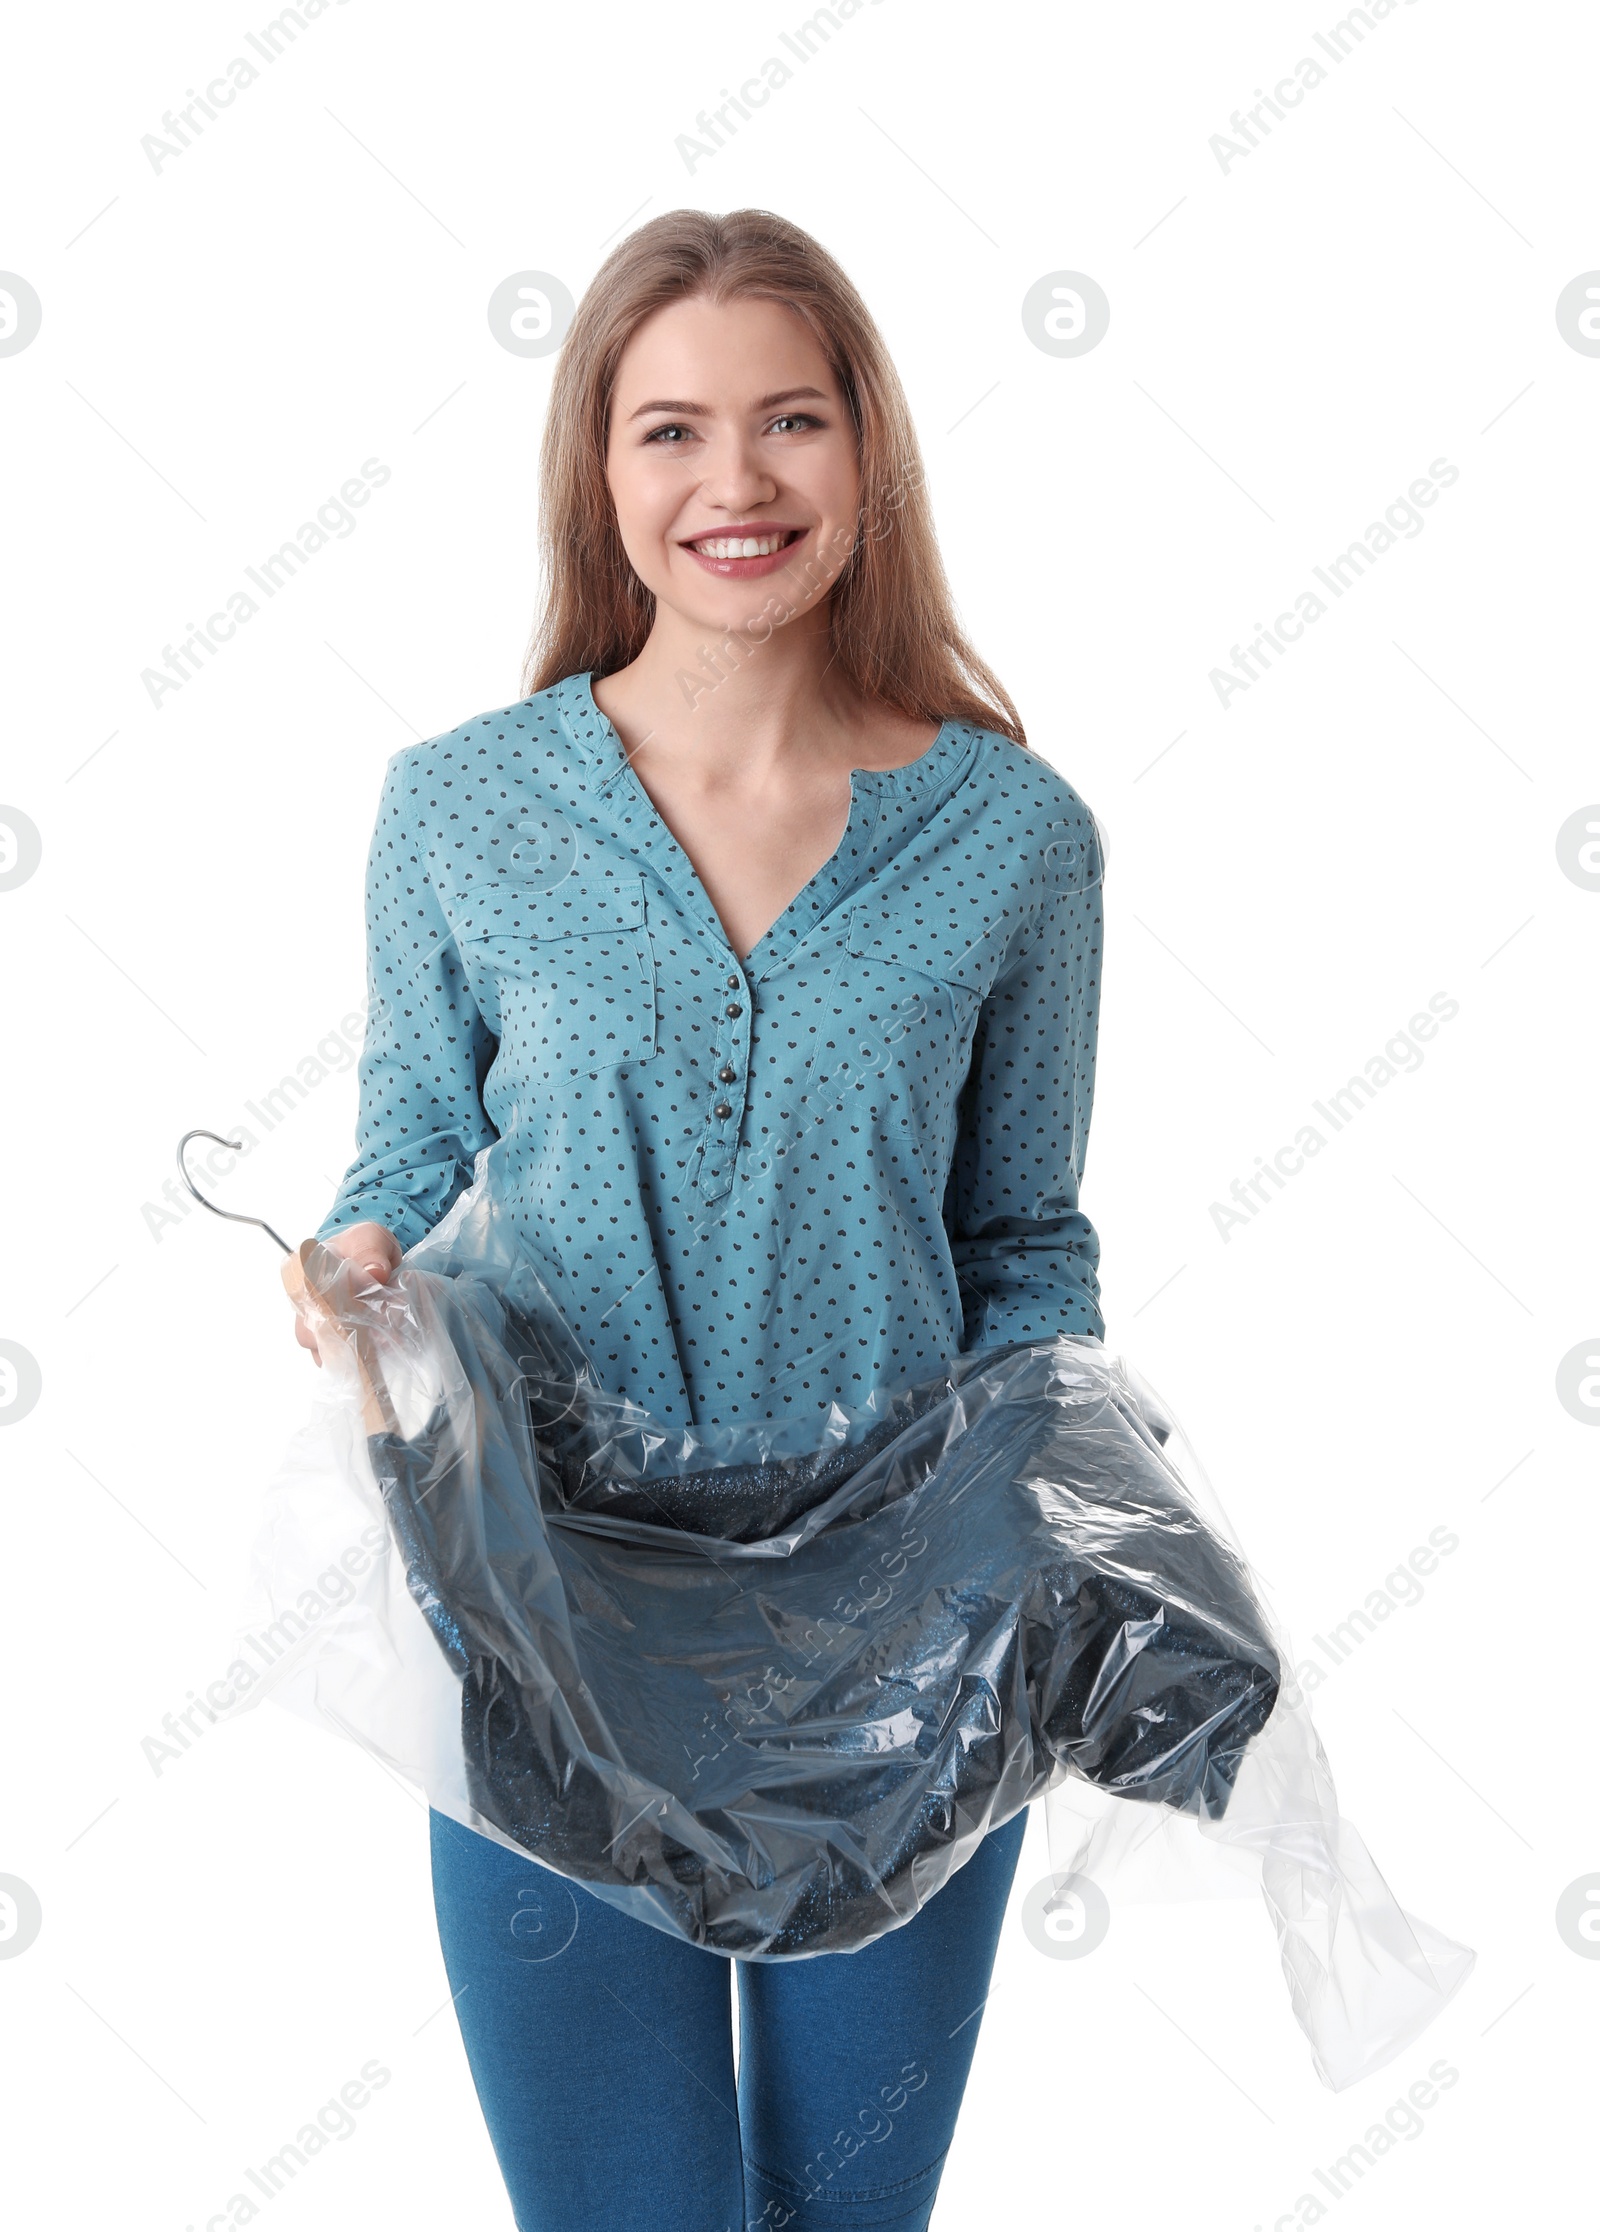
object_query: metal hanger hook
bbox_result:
[176,1128,293,1254]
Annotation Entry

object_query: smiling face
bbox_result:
[604,292,862,637]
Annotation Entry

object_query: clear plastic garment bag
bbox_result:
[231,1142,1472,2090]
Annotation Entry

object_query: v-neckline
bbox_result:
[575,672,958,971]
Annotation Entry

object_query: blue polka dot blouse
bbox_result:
[316,670,1106,1431]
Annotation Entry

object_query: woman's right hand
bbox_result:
[292,1221,403,1365]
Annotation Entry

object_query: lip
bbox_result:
[678,524,808,579]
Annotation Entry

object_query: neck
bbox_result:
[594,600,864,780]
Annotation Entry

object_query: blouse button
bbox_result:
[718,1065,736,1083]
[725,1003,743,1019]
[725,974,740,989]
[714,1102,733,1120]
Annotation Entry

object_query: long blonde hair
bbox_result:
[520,208,1027,747]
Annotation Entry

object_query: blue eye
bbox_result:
[644,423,693,444]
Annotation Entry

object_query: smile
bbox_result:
[681,526,806,577]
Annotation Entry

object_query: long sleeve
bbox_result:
[315,749,499,1253]
[947,853,1106,1351]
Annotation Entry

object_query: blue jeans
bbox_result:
[429,1806,1030,2231]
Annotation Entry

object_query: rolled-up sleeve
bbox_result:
[315,749,499,1254]
[947,842,1106,1350]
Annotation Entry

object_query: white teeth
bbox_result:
[691,534,789,559]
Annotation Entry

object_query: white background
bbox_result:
[1,0,1593,2224]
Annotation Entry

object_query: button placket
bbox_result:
[698,960,752,1200]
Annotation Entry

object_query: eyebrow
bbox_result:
[625,385,829,422]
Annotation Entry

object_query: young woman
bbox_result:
[302,208,1106,2232]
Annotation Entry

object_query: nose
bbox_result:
[682,423,779,516]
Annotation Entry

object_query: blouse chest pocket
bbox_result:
[454,874,657,1077]
[842,902,1002,1048]
[795,902,1009,1136]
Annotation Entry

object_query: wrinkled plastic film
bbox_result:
[1036,1365,1473,2088]
[235,1148,1471,2087]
